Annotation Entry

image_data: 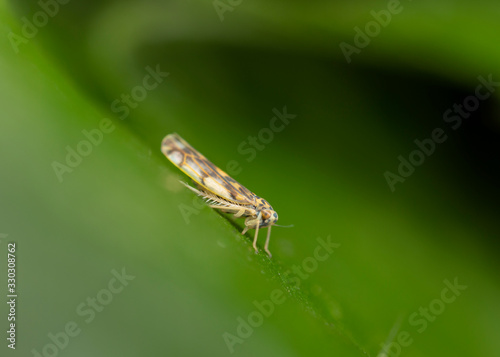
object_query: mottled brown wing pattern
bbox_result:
[161,133,256,205]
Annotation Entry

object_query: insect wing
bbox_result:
[161,133,256,205]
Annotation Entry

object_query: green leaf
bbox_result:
[1,1,499,356]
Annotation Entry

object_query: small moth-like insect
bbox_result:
[161,133,279,256]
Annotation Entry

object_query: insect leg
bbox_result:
[264,226,272,257]
[233,206,246,218]
[179,181,204,195]
[252,212,262,253]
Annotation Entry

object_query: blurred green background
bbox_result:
[1,0,499,356]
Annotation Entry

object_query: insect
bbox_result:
[161,133,278,256]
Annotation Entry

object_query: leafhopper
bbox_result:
[161,133,278,256]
